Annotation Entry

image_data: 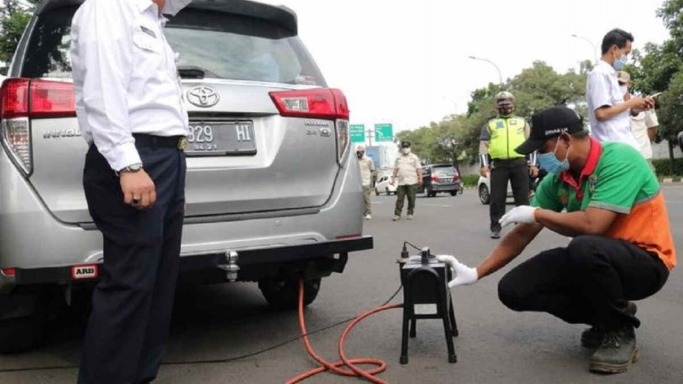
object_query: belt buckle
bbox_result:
[178,137,187,151]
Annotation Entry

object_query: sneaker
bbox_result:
[407,214,414,220]
[392,215,401,221]
[365,214,372,220]
[589,325,639,374]
[490,230,500,239]
[581,302,637,348]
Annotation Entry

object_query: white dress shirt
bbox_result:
[630,109,659,160]
[71,0,189,172]
[586,60,639,150]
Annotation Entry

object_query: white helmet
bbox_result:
[495,91,515,104]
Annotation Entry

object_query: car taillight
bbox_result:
[431,176,439,182]
[0,268,16,276]
[453,174,460,181]
[30,80,76,117]
[0,79,76,175]
[269,88,350,163]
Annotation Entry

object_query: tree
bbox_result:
[623,0,683,173]
[404,61,591,167]
[0,0,37,72]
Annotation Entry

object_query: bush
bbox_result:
[652,158,683,176]
[460,174,479,188]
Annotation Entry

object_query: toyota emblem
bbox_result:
[187,86,220,108]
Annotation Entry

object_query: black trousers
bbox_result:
[498,235,669,329]
[490,158,529,232]
[78,143,186,384]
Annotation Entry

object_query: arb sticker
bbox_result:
[72,265,98,279]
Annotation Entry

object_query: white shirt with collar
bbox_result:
[586,60,639,150]
[630,109,658,159]
[71,0,189,172]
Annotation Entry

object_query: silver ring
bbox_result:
[132,198,141,205]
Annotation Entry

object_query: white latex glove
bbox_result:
[447,258,479,288]
[499,205,539,227]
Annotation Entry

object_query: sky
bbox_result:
[257,0,671,137]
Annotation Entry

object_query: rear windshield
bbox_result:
[21,7,326,86]
[432,166,457,176]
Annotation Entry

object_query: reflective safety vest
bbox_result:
[487,117,526,160]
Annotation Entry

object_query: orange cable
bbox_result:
[286,281,402,384]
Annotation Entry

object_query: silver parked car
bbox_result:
[0,0,371,352]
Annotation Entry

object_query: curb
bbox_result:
[661,178,682,184]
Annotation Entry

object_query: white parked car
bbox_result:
[477,172,541,205]
[375,175,397,195]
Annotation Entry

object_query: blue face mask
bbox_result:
[537,139,570,175]
[613,51,628,70]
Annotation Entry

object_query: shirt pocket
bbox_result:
[132,32,162,54]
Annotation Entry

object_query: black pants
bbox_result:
[78,143,186,384]
[498,235,669,329]
[490,158,529,232]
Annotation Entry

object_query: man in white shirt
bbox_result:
[618,71,660,172]
[631,110,659,172]
[70,0,191,383]
[356,145,375,220]
[586,29,654,149]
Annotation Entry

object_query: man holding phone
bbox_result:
[587,29,655,149]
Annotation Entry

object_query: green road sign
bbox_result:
[350,124,365,143]
[374,123,393,142]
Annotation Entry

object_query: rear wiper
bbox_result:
[178,68,205,79]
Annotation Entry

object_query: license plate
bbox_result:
[186,121,256,156]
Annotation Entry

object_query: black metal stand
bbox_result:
[399,253,458,365]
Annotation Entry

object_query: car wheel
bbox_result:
[386,187,390,196]
[375,188,380,196]
[450,191,458,196]
[428,191,437,198]
[258,277,321,310]
[479,184,490,205]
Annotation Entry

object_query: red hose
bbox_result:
[286,281,402,384]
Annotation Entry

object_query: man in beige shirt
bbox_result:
[357,145,375,220]
[391,141,423,221]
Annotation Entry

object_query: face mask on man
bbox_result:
[162,0,192,16]
[357,151,364,159]
[612,49,629,70]
[537,137,570,175]
[401,147,411,155]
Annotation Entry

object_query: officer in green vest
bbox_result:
[480,91,538,239]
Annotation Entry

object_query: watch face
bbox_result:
[130,164,142,171]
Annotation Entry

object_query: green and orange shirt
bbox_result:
[532,137,676,271]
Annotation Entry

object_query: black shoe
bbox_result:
[589,325,639,374]
[581,302,637,348]
[490,230,500,239]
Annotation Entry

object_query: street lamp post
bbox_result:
[468,56,503,86]
[571,34,599,64]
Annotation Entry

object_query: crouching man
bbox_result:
[449,106,676,374]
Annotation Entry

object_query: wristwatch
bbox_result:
[117,163,143,176]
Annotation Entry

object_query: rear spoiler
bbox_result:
[34,0,298,36]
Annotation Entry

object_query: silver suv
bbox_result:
[0,0,371,352]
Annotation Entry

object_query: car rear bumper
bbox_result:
[5,236,372,287]
[430,183,463,192]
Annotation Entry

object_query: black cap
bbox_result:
[515,106,584,155]
[401,141,411,148]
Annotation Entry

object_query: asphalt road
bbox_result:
[1,185,682,384]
